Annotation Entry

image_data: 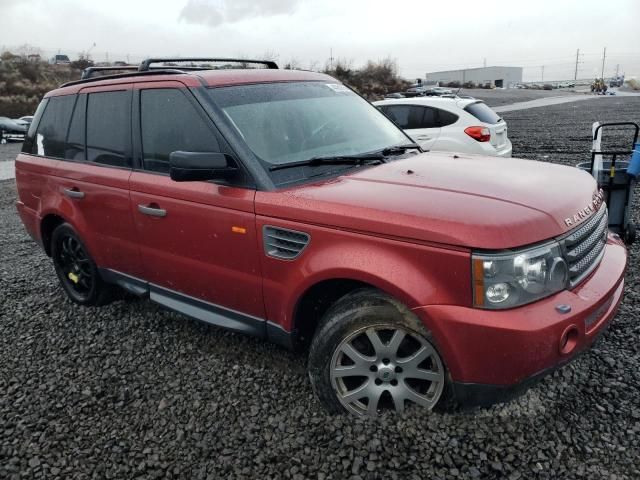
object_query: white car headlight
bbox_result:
[472,242,568,309]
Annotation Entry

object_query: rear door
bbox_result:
[25,88,142,277]
[381,104,440,150]
[129,81,265,322]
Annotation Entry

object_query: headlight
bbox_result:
[472,241,568,309]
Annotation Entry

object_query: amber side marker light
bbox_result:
[473,258,485,307]
[232,226,247,234]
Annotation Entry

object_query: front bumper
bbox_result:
[413,235,627,405]
[1,132,26,141]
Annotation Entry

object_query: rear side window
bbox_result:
[420,107,438,128]
[86,91,131,167]
[29,95,76,157]
[382,105,426,130]
[464,102,501,124]
[436,108,459,127]
[140,88,220,174]
[22,99,48,154]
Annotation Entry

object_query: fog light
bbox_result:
[486,283,510,304]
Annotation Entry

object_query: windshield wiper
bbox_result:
[380,143,422,156]
[269,153,386,171]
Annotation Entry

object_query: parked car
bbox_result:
[15,58,627,417]
[430,86,453,95]
[0,116,27,143]
[18,116,34,127]
[49,54,71,65]
[403,86,429,97]
[374,97,512,157]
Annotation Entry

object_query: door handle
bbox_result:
[138,204,167,217]
[63,188,85,199]
[416,135,431,140]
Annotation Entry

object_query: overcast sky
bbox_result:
[1,0,639,81]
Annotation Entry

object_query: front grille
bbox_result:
[561,205,608,286]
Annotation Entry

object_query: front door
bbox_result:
[128,82,265,324]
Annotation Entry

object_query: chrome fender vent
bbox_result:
[263,226,310,260]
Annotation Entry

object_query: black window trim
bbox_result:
[62,93,86,163]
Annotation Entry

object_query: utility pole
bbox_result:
[574,48,580,81]
[600,47,606,79]
[615,64,620,77]
[541,65,544,82]
[329,47,333,70]
[483,57,486,68]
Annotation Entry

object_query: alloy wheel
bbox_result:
[55,235,93,298]
[330,325,445,416]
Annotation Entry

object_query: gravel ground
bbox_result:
[1,98,640,479]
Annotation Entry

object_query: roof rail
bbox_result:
[138,57,279,71]
[81,66,138,80]
[61,69,187,88]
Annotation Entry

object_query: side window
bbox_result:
[29,95,76,157]
[437,109,459,127]
[140,88,220,173]
[86,90,131,168]
[383,105,424,130]
[21,98,48,154]
[420,107,438,129]
[65,94,86,161]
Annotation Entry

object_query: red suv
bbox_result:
[15,58,627,416]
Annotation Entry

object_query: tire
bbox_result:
[51,223,114,306]
[308,289,451,416]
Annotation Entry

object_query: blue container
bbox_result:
[627,142,640,178]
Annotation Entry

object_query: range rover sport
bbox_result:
[15,58,627,416]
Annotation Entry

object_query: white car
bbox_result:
[374,97,512,157]
[430,86,453,95]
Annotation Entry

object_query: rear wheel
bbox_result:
[51,223,113,306]
[308,289,449,416]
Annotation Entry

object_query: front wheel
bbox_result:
[308,290,449,416]
[51,223,113,306]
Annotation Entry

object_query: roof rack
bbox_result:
[138,57,279,71]
[62,69,187,87]
[61,57,279,88]
[81,66,138,80]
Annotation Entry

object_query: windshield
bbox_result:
[207,82,409,169]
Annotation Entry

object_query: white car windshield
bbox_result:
[207,82,409,168]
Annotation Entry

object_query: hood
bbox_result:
[255,152,602,249]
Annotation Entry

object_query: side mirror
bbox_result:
[169,151,238,182]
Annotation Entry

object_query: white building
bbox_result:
[426,66,523,88]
